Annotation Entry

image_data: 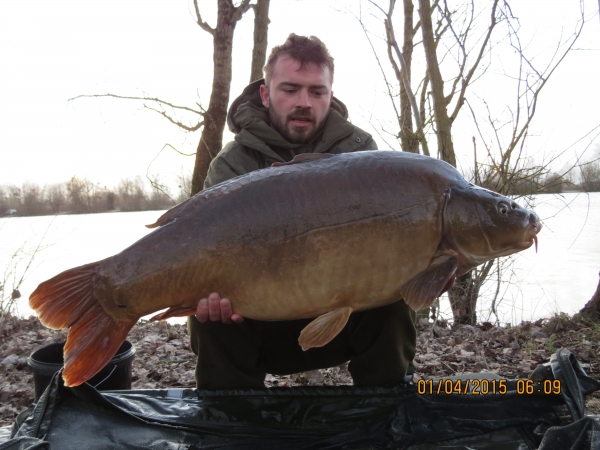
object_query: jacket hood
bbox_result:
[227,79,350,134]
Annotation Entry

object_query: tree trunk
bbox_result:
[191,0,250,196]
[249,0,270,83]
[399,0,419,153]
[448,271,477,325]
[579,272,600,321]
[417,0,456,166]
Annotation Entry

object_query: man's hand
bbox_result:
[195,292,244,324]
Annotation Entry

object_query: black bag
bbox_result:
[5,349,600,449]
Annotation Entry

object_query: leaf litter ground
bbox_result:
[1,313,598,427]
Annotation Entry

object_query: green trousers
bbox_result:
[187,301,417,389]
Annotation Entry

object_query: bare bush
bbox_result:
[580,161,600,192]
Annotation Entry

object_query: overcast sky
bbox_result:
[1,0,599,192]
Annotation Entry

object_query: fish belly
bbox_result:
[97,202,441,322]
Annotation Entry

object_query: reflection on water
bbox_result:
[1,193,599,324]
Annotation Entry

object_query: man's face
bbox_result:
[260,55,333,144]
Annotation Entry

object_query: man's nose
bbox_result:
[296,89,311,109]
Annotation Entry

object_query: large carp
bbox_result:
[30,151,541,387]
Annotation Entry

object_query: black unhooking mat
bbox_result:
[4,349,600,449]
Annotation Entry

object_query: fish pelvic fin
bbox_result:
[400,255,457,311]
[298,307,353,351]
[29,262,137,387]
[149,305,198,322]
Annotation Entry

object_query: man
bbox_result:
[188,34,416,389]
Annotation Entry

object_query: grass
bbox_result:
[545,333,557,354]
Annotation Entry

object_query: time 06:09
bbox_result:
[516,379,561,395]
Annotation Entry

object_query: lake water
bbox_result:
[1,192,599,325]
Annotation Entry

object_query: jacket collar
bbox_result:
[228,79,355,162]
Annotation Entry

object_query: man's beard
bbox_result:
[269,105,327,144]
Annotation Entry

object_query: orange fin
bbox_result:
[30,262,101,329]
[29,261,137,387]
[272,153,335,167]
[149,305,197,322]
[63,302,136,387]
[399,255,457,311]
[298,306,353,351]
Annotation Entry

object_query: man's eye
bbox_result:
[314,91,324,96]
[283,89,296,94]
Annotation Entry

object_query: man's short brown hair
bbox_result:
[264,33,335,86]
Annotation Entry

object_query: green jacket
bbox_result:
[204,79,377,189]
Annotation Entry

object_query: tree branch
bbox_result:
[193,0,216,36]
[70,93,205,116]
[449,0,499,122]
[356,15,402,143]
[233,0,253,22]
[499,1,586,172]
[383,0,430,155]
[144,105,204,132]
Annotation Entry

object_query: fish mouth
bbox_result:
[451,221,543,270]
[520,221,543,252]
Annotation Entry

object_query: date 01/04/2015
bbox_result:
[417,378,562,395]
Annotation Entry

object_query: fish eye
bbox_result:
[497,202,509,215]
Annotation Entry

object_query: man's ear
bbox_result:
[260,84,270,108]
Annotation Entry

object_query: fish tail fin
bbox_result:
[63,302,135,387]
[29,261,101,329]
[29,262,136,387]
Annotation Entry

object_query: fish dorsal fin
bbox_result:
[148,154,336,228]
[298,306,353,351]
[272,153,335,167]
[399,254,457,311]
[145,199,191,229]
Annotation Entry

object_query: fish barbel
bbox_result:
[30,151,542,386]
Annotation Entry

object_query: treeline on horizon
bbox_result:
[476,163,600,197]
[0,175,191,217]
[2,158,600,218]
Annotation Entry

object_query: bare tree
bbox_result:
[580,162,600,191]
[579,147,600,191]
[72,1,270,198]
[190,0,254,195]
[249,0,270,83]
[578,272,600,321]
[176,172,193,203]
[66,177,92,214]
[359,0,429,154]
[47,183,67,214]
[21,183,45,216]
[364,0,587,324]
[117,177,148,212]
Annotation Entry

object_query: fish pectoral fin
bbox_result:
[399,255,457,311]
[298,307,353,351]
[272,153,335,167]
[149,306,198,322]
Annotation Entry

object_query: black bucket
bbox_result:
[27,340,135,401]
